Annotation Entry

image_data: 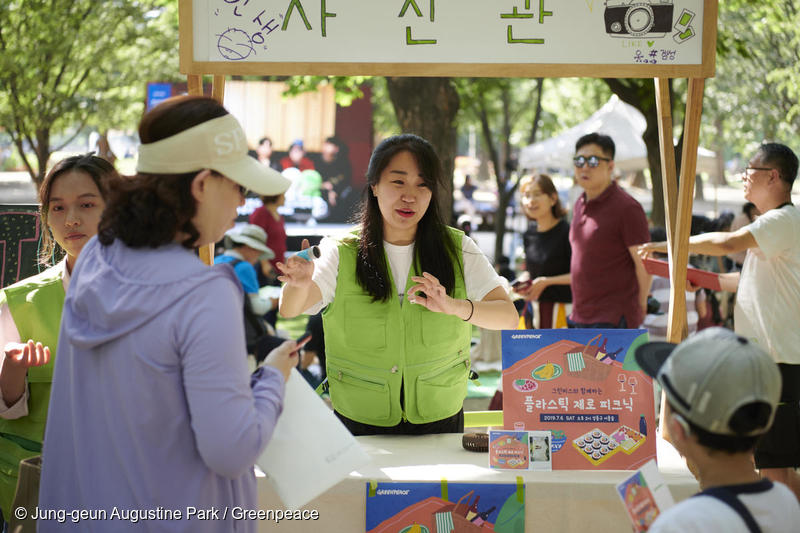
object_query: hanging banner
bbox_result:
[501,329,655,470]
[180,0,717,78]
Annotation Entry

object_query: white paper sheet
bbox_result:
[256,369,371,509]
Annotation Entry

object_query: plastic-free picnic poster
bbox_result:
[501,329,655,470]
[366,482,524,533]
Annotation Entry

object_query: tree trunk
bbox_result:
[642,120,665,228]
[34,128,51,188]
[385,77,459,223]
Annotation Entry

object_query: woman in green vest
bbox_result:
[278,134,519,435]
[0,154,121,523]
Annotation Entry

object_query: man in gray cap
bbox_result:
[635,328,800,531]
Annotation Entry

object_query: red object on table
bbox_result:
[642,258,721,291]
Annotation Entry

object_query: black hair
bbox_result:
[575,133,616,159]
[758,142,798,188]
[672,401,772,454]
[98,95,228,249]
[355,134,461,302]
[258,137,272,146]
[38,154,122,265]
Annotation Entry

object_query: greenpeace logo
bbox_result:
[376,489,410,495]
[511,334,542,339]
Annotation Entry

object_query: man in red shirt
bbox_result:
[568,133,651,329]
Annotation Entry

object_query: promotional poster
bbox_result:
[366,482,524,533]
[501,329,655,470]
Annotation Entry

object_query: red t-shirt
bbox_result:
[249,206,287,270]
[569,181,650,327]
[279,156,315,172]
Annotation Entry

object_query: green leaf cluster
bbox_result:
[0,0,180,180]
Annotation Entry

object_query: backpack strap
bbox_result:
[692,479,772,533]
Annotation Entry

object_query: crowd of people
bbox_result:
[0,93,798,529]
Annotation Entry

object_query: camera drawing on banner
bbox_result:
[604,0,696,43]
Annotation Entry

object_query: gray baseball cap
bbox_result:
[635,327,781,437]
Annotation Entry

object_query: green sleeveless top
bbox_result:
[0,262,64,517]
[322,228,472,426]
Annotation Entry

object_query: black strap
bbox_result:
[692,479,773,533]
[225,258,268,349]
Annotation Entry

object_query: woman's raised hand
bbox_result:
[407,272,457,316]
[3,340,51,369]
[275,238,315,288]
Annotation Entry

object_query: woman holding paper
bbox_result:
[39,96,298,533]
[0,155,121,526]
[278,134,518,436]
[516,174,572,328]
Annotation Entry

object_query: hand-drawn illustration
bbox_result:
[672,7,696,43]
[217,27,255,60]
[604,0,674,38]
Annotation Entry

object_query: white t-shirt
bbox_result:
[649,480,800,533]
[0,260,70,417]
[304,233,506,315]
[735,205,800,363]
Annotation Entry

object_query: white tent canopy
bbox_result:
[519,95,719,179]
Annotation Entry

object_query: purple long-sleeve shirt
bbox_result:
[39,238,284,532]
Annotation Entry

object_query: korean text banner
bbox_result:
[501,329,655,470]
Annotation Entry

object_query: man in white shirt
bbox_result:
[636,328,800,532]
[640,142,800,498]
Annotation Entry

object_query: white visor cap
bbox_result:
[136,114,291,196]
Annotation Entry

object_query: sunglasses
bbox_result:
[573,155,611,168]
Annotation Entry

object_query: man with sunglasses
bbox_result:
[635,328,799,532]
[640,142,800,500]
[568,133,651,330]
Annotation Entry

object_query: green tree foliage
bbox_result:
[704,0,800,157]
[0,0,180,185]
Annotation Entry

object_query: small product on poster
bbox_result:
[488,430,530,470]
[616,459,675,532]
[528,430,553,471]
[488,429,553,471]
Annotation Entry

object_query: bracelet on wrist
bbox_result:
[462,298,474,322]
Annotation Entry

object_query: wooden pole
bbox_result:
[654,78,687,340]
[186,74,218,266]
[667,78,705,344]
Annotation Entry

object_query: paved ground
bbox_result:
[0,171,37,204]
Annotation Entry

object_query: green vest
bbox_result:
[322,228,472,426]
[0,263,64,517]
